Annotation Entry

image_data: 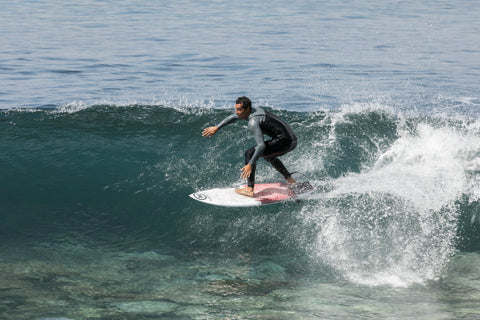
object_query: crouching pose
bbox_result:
[202,96,297,197]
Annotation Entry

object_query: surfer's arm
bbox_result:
[216,113,239,129]
[239,118,265,180]
[247,117,266,165]
[202,114,238,137]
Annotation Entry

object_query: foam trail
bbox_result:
[302,121,480,286]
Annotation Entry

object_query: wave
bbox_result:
[1,103,479,286]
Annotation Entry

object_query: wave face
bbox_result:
[1,103,479,286]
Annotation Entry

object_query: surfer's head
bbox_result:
[235,96,251,119]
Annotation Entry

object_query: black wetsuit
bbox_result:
[216,107,297,188]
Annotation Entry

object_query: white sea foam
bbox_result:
[302,112,480,287]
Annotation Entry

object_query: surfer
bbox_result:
[202,96,297,197]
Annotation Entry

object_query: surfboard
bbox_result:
[189,182,313,207]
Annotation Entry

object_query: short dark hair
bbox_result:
[236,96,251,110]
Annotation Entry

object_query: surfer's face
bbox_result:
[235,103,250,119]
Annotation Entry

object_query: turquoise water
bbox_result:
[1,1,480,319]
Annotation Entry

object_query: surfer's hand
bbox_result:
[202,126,218,137]
[240,164,253,179]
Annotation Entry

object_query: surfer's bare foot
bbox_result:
[286,177,297,184]
[235,187,254,197]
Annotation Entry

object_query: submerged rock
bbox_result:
[112,300,178,314]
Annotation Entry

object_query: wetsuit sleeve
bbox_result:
[216,114,239,129]
[248,117,266,165]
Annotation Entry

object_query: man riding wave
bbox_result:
[202,96,297,197]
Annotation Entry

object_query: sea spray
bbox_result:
[301,114,479,286]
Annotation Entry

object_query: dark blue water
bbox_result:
[1,1,479,319]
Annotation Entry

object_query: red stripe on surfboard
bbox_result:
[241,183,295,204]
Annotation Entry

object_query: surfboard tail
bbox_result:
[289,181,314,195]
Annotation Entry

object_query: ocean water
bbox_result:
[1,1,479,319]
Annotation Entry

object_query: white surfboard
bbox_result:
[189,182,313,207]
